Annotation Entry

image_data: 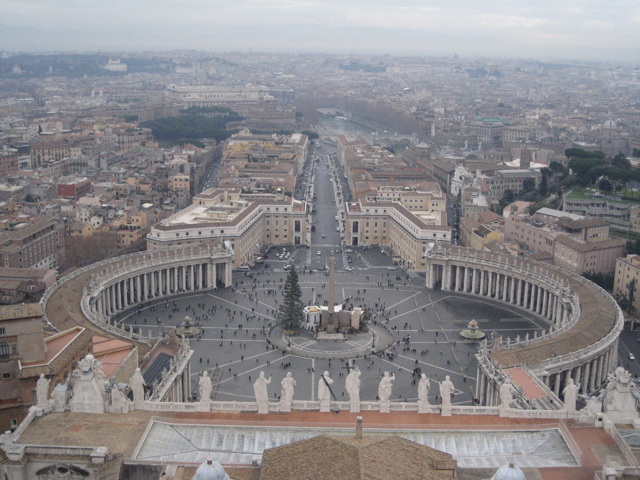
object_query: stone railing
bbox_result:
[135,398,583,420]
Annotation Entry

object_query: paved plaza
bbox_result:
[119,246,548,407]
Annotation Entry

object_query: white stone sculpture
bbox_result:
[602,367,639,423]
[197,371,213,412]
[52,383,69,412]
[108,385,131,413]
[69,354,106,414]
[36,374,50,409]
[280,372,296,413]
[563,378,579,412]
[378,371,395,413]
[418,374,430,413]
[345,367,361,413]
[129,367,146,403]
[499,380,515,410]
[253,371,271,414]
[439,375,454,416]
[318,371,333,412]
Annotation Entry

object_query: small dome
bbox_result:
[192,460,230,480]
[309,307,319,312]
[491,463,526,480]
[604,119,616,129]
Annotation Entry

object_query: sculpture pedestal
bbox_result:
[379,401,390,413]
[280,401,292,413]
[350,401,360,413]
[319,399,331,413]
[197,400,211,412]
[418,401,430,413]
[499,406,511,417]
[603,384,639,424]
[440,405,452,417]
[257,402,269,415]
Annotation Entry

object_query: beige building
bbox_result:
[0,216,65,270]
[346,198,451,270]
[615,254,640,312]
[459,211,504,250]
[504,208,625,274]
[147,188,308,267]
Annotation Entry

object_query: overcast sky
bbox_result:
[2,0,639,62]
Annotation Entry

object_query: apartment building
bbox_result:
[0,216,65,269]
[147,188,308,267]
[30,140,71,168]
[459,211,504,250]
[504,208,625,274]
[614,254,640,312]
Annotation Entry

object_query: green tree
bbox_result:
[616,278,637,313]
[568,157,605,180]
[611,152,631,169]
[539,175,548,196]
[301,130,319,140]
[521,178,536,193]
[277,266,304,333]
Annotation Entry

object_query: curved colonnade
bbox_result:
[425,244,623,406]
[41,244,234,342]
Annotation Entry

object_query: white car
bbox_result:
[317,251,321,256]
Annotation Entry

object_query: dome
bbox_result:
[604,119,617,129]
[192,460,230,480]
[491,463,526,480]
[309,307,319,312]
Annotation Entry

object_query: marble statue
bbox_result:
[52,382,69,412]
[129,368,146,403]
[108,385,131,413]
[318,371,333,412]
[418,374,430,412]
[69,354,106,414]
[563,378,579,412]
[254,371,271,414]
[499,380,515,409]
[199,371,213,402]
[378,372,395,403]
[279,372,296,413]
[439,375,455,410]
[345,367,361,412]
[36,373,50,409]
[602,367,639,423]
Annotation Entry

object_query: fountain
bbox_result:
[460,319,485,340]
[175,315,202,338]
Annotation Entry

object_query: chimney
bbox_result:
[355,416,363,439]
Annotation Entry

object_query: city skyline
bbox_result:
[1,0,640,62]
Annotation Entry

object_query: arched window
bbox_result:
[0,342,9,357]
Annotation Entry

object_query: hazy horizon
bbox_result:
[1,1,639,63]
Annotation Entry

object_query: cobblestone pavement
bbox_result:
[119,247,547,406]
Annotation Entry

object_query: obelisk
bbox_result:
[328,255,336,314]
